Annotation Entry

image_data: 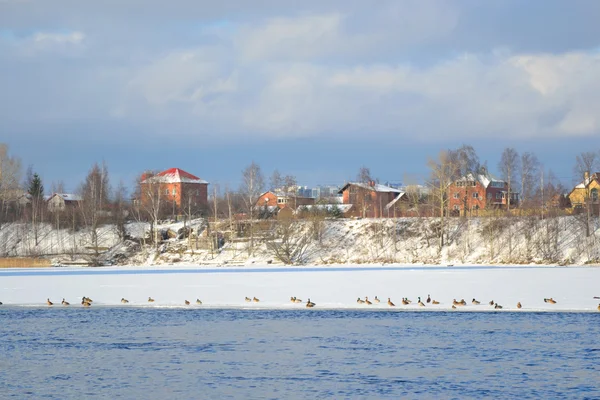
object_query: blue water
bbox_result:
[1,308,599,399]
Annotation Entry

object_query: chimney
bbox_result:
[369,180,375,187]
[584,171,589,182]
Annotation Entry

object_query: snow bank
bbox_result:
[1,265,599,312]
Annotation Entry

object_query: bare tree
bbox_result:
[240,162,265,254]
[574,152,597,237]
[499,147,520,212]
[112,180,128,241]
[50,180,66,195]
[0,144,22,228]
[269,170,282,191]
[427,150,456,248]
[25,167,45,247]
[138,170,166,249]
[281,174,298,207]
[266,219,313,265]
[519,152,540,209]
[78,162,111,263]
[354,166,374,218]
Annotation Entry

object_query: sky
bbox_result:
[1,0,600,194]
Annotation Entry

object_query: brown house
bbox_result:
[256,191,315,209]
[47,193,82,212]
[447,172,518,215]
[568,172,600,212]
[338,181,404,218]
[140,168,208,211]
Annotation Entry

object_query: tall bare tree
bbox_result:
[240,162,265,254]
[427,150,456,248]
[112,180,128,241]
[0,144,22,228]
[78,162,111,262]
[575,152,598,237]
[281,174,298,207]
[137,170,166,249]
[499,147,520,212]
[50,180,66,195]
[355,166,374,218]
[25,167,45,247]
[269,170,282,191]
[519,152,540,209]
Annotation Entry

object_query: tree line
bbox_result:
[0,142,598,246]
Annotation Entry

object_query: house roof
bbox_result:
[338,182,403,194]
[50,193,82,202]
[384,192,408,210]
[142,168,208,184]
[19,193,52,202]
[573,172,600,189]
[297,204,353,213]
[456,173,505,189]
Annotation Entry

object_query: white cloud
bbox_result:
[226,51,596,140]
[33,31,85,45]
[2,5,600,146]
[236,14,347,61]
[110,45,600,141]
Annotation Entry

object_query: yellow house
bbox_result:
[568,172,600,209]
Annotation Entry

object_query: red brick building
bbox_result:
[447,172,518,215]
[338,181,404,218]
[256,191,315,209]
[140,168,208,211]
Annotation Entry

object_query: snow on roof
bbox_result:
[143,168,208,184]
[52,193,82,202]
[574,172,600,189]
[384,192,407,210]
[339,182,403,194]
[297,204,353,213]
[457,173,504,189]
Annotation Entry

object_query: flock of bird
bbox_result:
[2,296,599,310]
[352,295,600,311]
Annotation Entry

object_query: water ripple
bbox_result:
[1,309,599,399]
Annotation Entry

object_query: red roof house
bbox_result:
[140,168,209,210]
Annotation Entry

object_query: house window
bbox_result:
[165,189,169,195]
[592,188,598,202]
[453,193,459,199]
[496,193,501,199]
[196,190,200,196]
[472,205,479,211]
[172,188,177,196]
[454,205,460,210]
[472,192,479,199]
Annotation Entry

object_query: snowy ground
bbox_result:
[1,264,599,312]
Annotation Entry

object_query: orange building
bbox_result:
[256,191,315,209]
[447,172,518,215]
[140,168,208,211]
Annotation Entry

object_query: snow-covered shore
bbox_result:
[2,216,600,267]
[1,264,599,312]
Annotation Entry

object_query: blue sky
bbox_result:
[1,0,599,193]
